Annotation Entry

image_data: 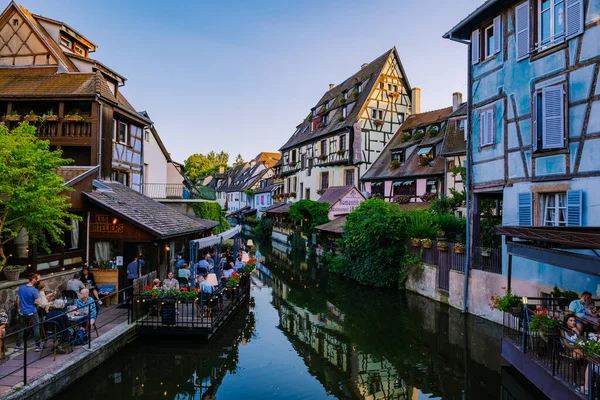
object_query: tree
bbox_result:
[289,200,330,237]
[233,154,244,166]
[0,123,80,268]
[184,151,230,183]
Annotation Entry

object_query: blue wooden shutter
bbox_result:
[566,190,583,226]
[515,1,530,61]
[494,16,502,55]
[566,0,584,40]
[472,29,480,65]
[518,192,532,226]
[542,85,565,149]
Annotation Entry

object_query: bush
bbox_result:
[434,213,466,243]
[253,217,272,240]
[188,201,230,233]
[398,254,423,288]
[289,200,330,237]
[404,210,437,240]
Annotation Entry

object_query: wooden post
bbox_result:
[507,252,513,291]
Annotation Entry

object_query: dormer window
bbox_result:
[343,91,348,100]
[60,36,72,49]
[74,45,85,56]
[322,114,328,125]
[357,83,362,93]
[417,146,435,158]
[391,150,405,163]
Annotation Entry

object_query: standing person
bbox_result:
[126,257,141,300]
[0,308,7,360]
[16,273,42,351]
[81,266,101,304]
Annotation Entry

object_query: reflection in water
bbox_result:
[56,239,547,400]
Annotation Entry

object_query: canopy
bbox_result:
[426,180,436,185]
[417,147,433,156]
[190,225,242,250]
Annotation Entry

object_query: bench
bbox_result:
[93,269,119,306]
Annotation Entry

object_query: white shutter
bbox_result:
[471,29,480,65]
[566,0,584,40]
[515,1,530,61]
[493,16,502,54]
[479,111,486,147]
[486,109,494,145]
[542,85,565,149]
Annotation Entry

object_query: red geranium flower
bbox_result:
[151,292,157,297]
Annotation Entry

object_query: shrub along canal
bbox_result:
[55,248,547,399]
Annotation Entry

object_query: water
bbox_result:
[56,245,547,400]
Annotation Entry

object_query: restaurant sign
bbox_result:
[328,188,366,219]
[90,214,124,234]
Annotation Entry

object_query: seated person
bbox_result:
[175,255,186,269]
[569,292,592,318]
[563,315,585,358]
[178,264,191,280]
[152,278,161,289]
[586,301,598,318]
[46,299,72,342]
[65,274,85,294]
[196,275,213,294]
[222,263,235,279]
[162,272,180,289]
[35,281,54,314]
[196,254,212,275]
[81,266,101,304]
[234,256,246,271]
[0,308,7,360]
[74,288,97,327]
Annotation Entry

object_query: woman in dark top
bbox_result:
[81,266,101,303]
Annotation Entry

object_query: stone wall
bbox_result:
[0,270,77,331]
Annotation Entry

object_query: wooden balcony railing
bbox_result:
[7,119,93,138]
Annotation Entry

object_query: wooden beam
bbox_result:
[506,242,600,275]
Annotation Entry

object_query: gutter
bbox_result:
[463,39,474,313]
[97,97,103,179]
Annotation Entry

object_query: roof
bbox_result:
[84,181,212,238]
[31,12,98,50]
[444,0,510,41]
[255,181,282,194]
[280,48,410,151]
[264,202,291,214]
[317,186,356,205]
[362,106,454,181]
[55,166,98,186]
[315,216,347,234]
[441,119,467,156]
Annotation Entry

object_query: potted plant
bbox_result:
[351,89,359,99]
[419,156,430,166]
[3,264,27,281]
[24,110,40,123]
[289,192,296,198]
[337,115,345,122]
[177,287,199,303]
[388,92,399,98]
[437,241,449,251]
[420,192,436,202]
[481,247,493,257]
[374,119,384,128]
[421,238,432,249]
[529,307,561,339]
[288,161,297,167]
[339,97,346,104]
[489,287,523,317]
[318,105,327,115]
[400,133,411,142]
[43,109,59,122]
[317,155,327,161]
[411,238,421,247]
[307,112,313,120]
[4,111,20,122]
[428,126,440,136]
[413,130,425,140]
[64,111,84,122]
[336,149,345,156]
[390,160,401,169]
[317,189,326,195]
[576,336,600,364]
[393,195,410,204]
[454,242,465,254]
[318,122,326,129]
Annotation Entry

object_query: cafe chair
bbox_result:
[62,290,79,302]
[39,320,71,361]
[177,277,189,288]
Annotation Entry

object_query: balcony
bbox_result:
[314,149,350,166]
[144,183,216,201]
[7,119,93,138]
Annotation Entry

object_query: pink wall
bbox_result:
[384,181,392,197]
[416,179,426,197]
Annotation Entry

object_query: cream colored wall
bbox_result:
[0,11,57,66]
[144,130,169,185]
[167,162,183,184]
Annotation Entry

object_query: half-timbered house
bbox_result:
[279,48,416,201]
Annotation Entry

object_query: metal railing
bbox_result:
[133,273,250,333]
[0,285,134,388]
[143,183,216,201]
[502,297,599,399]
[407,240,501,275]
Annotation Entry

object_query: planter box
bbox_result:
[44,115,59,122]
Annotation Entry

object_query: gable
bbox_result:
[0,8,56,67]
[330,188,365,216]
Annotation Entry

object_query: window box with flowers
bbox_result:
[393,194,411,204]
[427,126,439,136]
[419,156,430,166]
[413,129,425,140]
[318,122,326,129]
[64,112,84,122]
[336,149,346,156]
[337,115,345,122]
[576,335,600,364]
[421,238,432,249]
[420,192,437,202]
[411,238,420,247]
[388,92,400,98]
[317,155,328,161]
[351,89,359,99]
[390,160,401,169]
[289,192,296,198]
[400,133,411,142]
[307,112,313,121]
[43,110,58,122]
[4,111,20,122]
[437,241,448,252]
[340,97,346,104]
[288,161,297,168]
[374,119,384,128]
[318,105,327,115]
[489,287,523,317]
[454,242,465,254]
[24,110,40,123]
[529,307,561,339]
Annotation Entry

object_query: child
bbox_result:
[584,301,599,326]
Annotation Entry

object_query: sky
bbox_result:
[17,0,483,164]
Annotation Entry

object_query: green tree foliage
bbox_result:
[184,151,229,183]
[334,199,408,287]
[253,217,272,240]
[233,154,245,166]
[434,213,466,243]
[0,123,81,267]
[404,209,437,240]
[288,200,330,237]
[188,202,230,233]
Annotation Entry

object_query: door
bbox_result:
[305,188,310,201]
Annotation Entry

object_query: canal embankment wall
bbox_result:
[4,321,136,400]
[406,263,555,324]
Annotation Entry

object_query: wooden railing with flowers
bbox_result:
[7,118,94,138]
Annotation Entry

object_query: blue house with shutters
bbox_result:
[445,0,600,295]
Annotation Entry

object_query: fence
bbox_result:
[0,284,134,388]
[408,240,501,275]
[502,297,598,399]
[143,184,216,201]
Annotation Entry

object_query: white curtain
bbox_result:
[14,228,29,258]
[95,242,111,263]
[70,219,80,249]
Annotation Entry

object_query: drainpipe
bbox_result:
[97,98,103,179]
[86,211,90,265]
[462,39,473,314]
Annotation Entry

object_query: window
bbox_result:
[345,169,355,186]
[539,0,565,49]
[112,170,129,186]
[322,114,328,125]
[343,91,348,100]
[12,19,18,26]
[379,82,384,89]
[541,192,566,226]
[370,182,384,197]
[391,150,405,163]
[393,180,416,196]
[339,134,347,151]
[74,45,85,56]
[300,183,304,199]
[398,113,405,124]
[479,108,495,146]
[291,150,297,163]
[426,180,438,194]
[534,84,565,150]
[292,177,297,192]
[484,24,495,57]
[388,84,392,91]
[144,129,150,142]
[320,140,327,155]
[60,36,72,49]
[117,121,128,144]
[320,172,329,190]
[342,106,347,119]
[357,83,362,93]
[393,85,398,92]
[372,109,378,119]
[379,110,383,119]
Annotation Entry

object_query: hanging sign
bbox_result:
[90,214,124,234]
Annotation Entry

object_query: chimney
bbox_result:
[411,88,421,115]
[329,83,335,90]
[218,166,225,173]
[361,63,369,69]
[452,92,463,111]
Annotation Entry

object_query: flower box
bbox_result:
[64,115,84,122]
[411,238,420,247]
[44,115,59,122]
[421,239,432,249]
[336,150,346,156]
[317,155,328,161]
[419,156,430,166]
[24,115,40,122]
[4,115,21,122]
[437,241,448,252]
[374,119,384,128]
[454,243,465,254]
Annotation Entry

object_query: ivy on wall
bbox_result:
[187,202,230,233]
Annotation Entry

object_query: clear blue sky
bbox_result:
[18,0,482,164]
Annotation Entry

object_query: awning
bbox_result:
[371,182,383,186]
[393,181,403,186]
[189,225,242,250]
[417,147,433,156]
[404,180,415,185]
[426,180,436,185]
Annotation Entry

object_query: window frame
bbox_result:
[117,121,128,144]
[339,134,347,151]
[537,0,566,51]
[320,139,327,156]
[60,36,72,49]
[391,150,405,164]
[74,45,85,56]
[479,108,495,147]
[533,83,566,151]
[541,192,567,226]
[320,171,329,190]
[484,23,495,58]
[344,169,355,186]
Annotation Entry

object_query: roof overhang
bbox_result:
[443,0,512,41]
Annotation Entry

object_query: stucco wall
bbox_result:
[143,130,168,186]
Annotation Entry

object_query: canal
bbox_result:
[55,243,547,400]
